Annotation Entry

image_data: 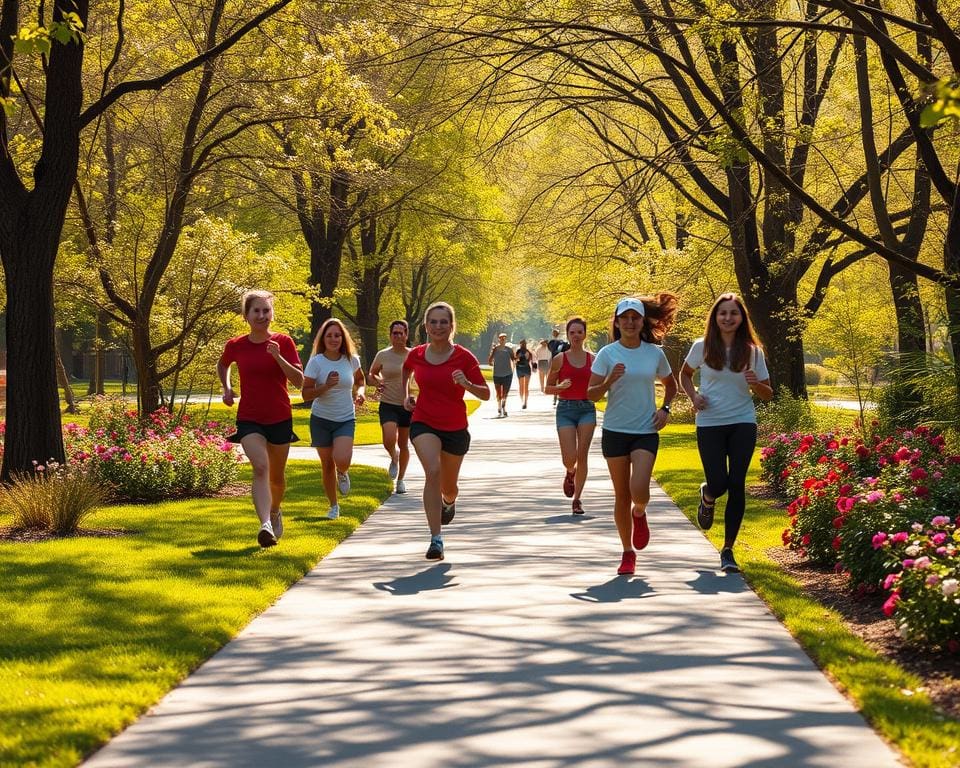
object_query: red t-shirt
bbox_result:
[404,344,485,431]
[219,333,302,424]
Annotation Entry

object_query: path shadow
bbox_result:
[570,575,655,603]
[543,513,597,524]
[686,569,749,595]
[373,563,457,595]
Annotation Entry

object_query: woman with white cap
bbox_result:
[588,294,678,576]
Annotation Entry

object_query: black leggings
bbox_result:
[696,422,757,548]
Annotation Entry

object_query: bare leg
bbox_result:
[397,426,411,480]
[266,442,291,513]
[629,450,657,518]
[412,433,444,534]
[241,434,271,524]
[316,446,337,506]
[574,422,596,501]
[605,456,633,551]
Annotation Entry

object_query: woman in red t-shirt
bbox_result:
[402,301,490,561]
[217,290,304,548]
[545,317,596,515]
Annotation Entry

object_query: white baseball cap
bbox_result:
[615,297,646,317]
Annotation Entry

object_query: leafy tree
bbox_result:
[0,0,293,477]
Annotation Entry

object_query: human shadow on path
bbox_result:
[686,569,750,595]
[570,575,655,603]
[543,513,598,524]
[373,563,457,595]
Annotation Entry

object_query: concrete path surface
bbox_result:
[85,390,900,767]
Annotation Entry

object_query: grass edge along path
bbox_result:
[654,424,960,768]
[0,461,392,768]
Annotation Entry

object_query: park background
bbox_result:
[1,0,959,766]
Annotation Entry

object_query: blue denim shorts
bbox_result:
[310,415,356,447]
[556,399,597,429]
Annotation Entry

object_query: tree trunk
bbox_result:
[131,321,162,415]
[87,310,108,395]
[1,256,65,477]
[944,184,960,403]
[745,281,807,398]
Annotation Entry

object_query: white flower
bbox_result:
[942,579,959,597]
[905,544,921,557]
[911,522,924,533]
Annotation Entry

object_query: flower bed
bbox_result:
[761,425,960,652]
[63,398,241,501]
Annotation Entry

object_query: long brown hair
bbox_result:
[702,292,762,372]
[609,292,678,344]
[311,318,357,358]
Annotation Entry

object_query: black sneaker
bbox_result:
[441,499,456,525]
[697,482,715,530]
[720,548,740,573]
[426,538,444,560]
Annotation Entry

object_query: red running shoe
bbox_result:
[563,470,575,498]
[632,511,650,550]
[617,550,636,575]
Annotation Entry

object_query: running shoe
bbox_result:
[388,452,399,480]
[337,470,351,495]
[720,548,741,573]
[617,550,636,575]
[441,498,456,525]
[257,522,277,548]
[270,509,283,540]
[632,511,650,550]
[697,482,715,530]
[395,479,407,494]
[327,504,340,520]
[426,537,444,560]
[563,470,575,498]
[572,499,584,515]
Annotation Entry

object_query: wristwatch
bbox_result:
[660,404,671,414]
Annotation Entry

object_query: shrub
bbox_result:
[65,398,240,501]
[757,389,816,435]
[878,514,960,651]
[0,460,108,533]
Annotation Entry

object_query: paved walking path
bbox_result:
[85,391,899,767]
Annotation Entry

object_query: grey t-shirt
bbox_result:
[491,346,514,377]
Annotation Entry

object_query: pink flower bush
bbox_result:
[64,398,240,501]
[762,424,960,652]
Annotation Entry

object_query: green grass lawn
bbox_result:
[0,462,392,768]
[654,424,960,768]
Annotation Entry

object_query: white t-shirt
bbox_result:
[592,341,672,434]
[304,353,361,422]
[683,339,769,427]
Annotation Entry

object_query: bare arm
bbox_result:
[544,354,569,395]
[680,362,706,412]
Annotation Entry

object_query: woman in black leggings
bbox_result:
[680,293,773,572]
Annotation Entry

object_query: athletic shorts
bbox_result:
[229,418,299,445]
[601,429,659,458]
[310,415,356,448]
[410,422,471,456]
[378,400,412,428]
[556,399,597,429]
[493,374,513,390]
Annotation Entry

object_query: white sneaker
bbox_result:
[388,452,399,479]
[395,479,407,494]
[257,521,277,547]
[337,470,351,495]
[270,509,283,540]
[327,504,340,520]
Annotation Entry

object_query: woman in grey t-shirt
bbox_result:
[680,293,773,573]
